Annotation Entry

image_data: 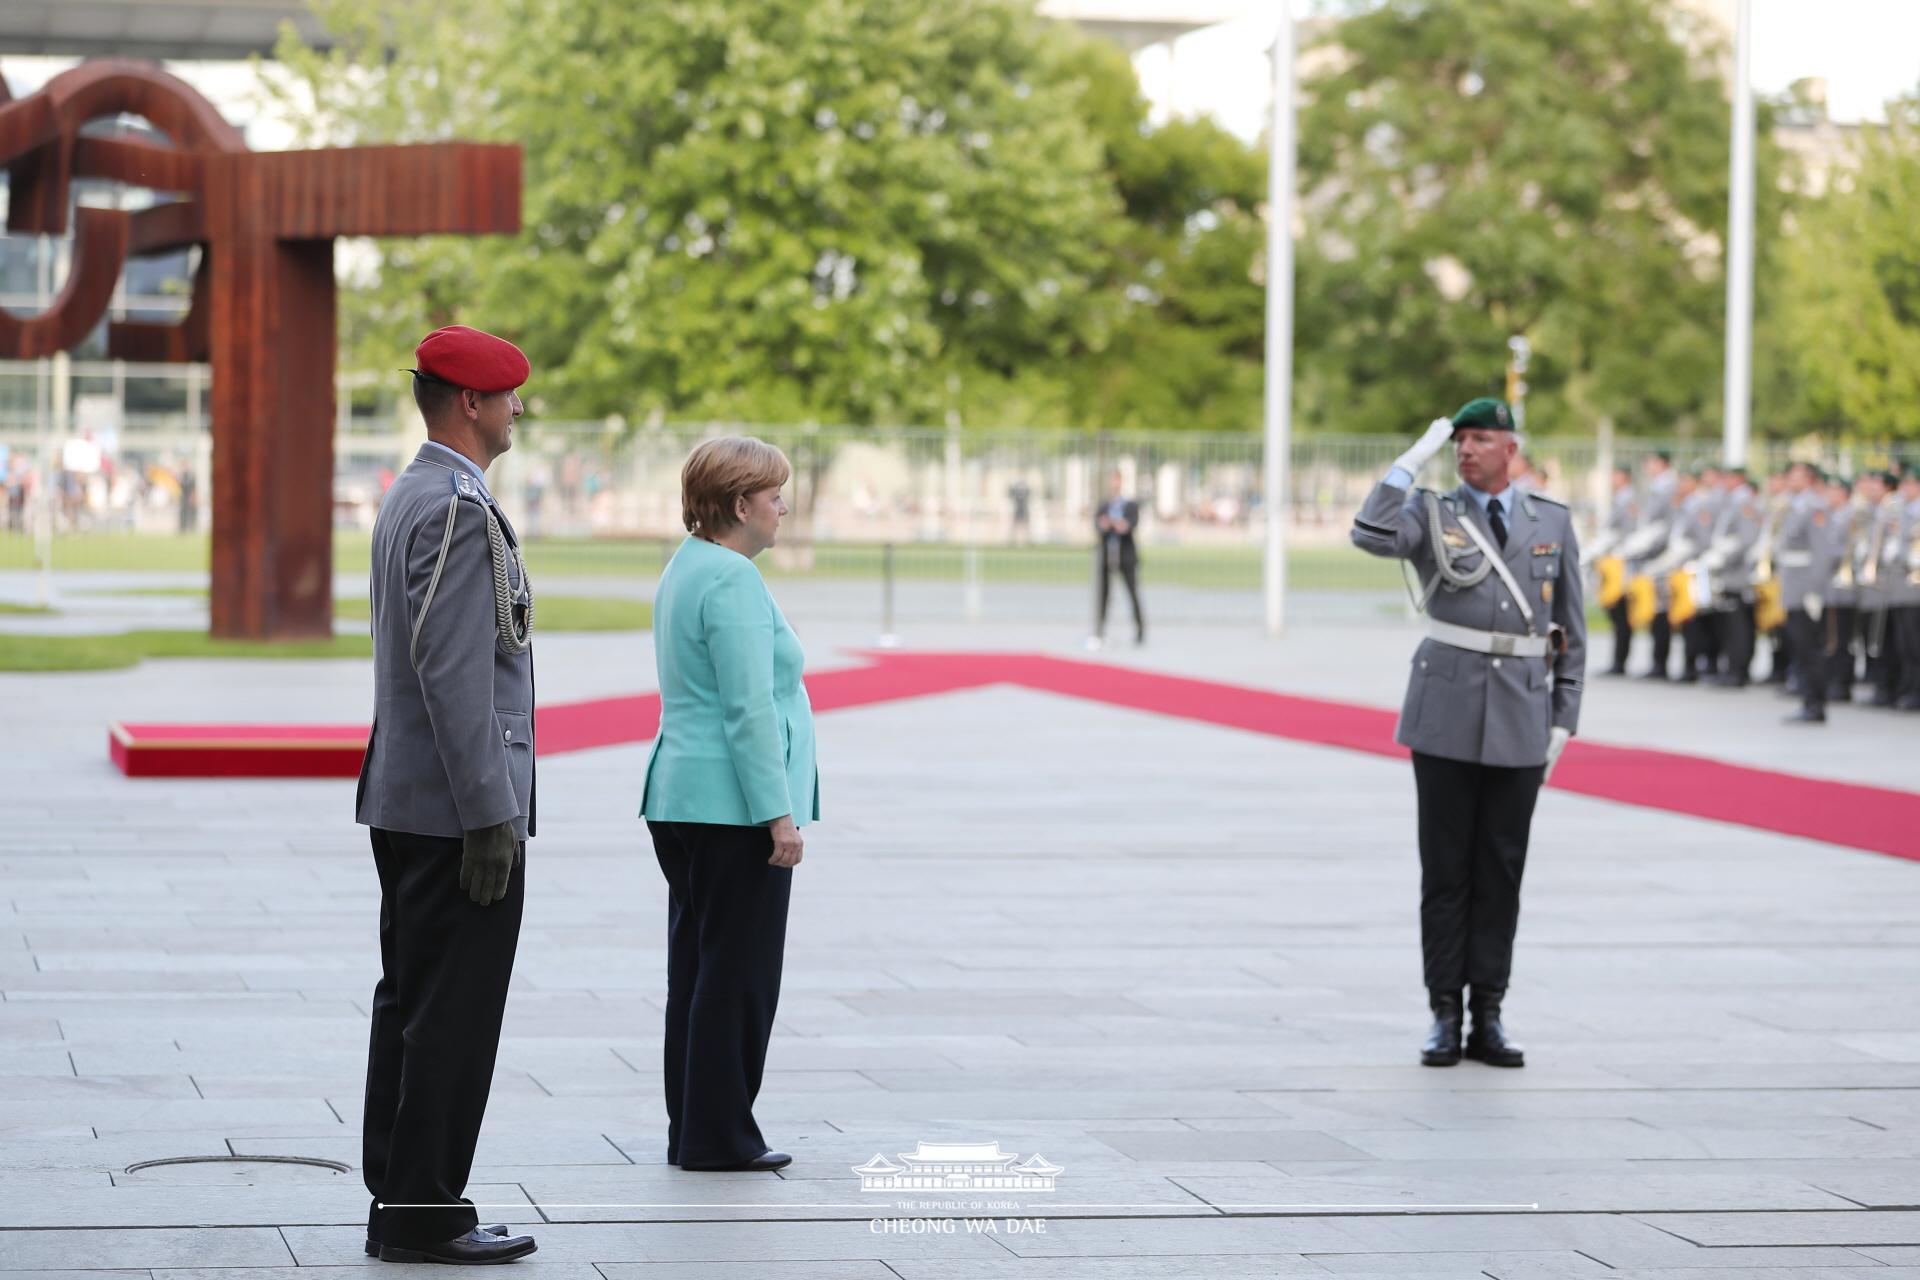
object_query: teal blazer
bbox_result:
[640,536,819,828]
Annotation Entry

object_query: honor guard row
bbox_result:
[1352,398,1587,1069]
[1588,454,1920,722]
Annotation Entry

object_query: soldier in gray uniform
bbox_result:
[1776,461,1843,725]
[1588,465,1638,675]
[1893,465,1920,711]
[1701,471,1763,686]
[354,325,539,1266]
[1823,475,1867,703]
[1642,467,1720,682]
[1862,469,1905,706]
[1615,452,1677,678]
[1352,397,1586,1069]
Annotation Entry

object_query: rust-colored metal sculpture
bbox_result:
[0,60,521,639]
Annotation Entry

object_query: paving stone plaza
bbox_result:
[4,594,1919,1278]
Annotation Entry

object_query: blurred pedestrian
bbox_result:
[1090,469,1144,649]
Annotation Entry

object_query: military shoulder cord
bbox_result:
[1401,489,1495,614]
[409,492,534,669]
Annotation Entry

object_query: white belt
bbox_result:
[1777,551,1812,567]
[1428,619,1549,658]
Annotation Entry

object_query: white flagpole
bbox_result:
[1722,0,1754,469]
[1263,0,1297,636]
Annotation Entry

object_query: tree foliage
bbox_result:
[268,0,1266,429]
[1293,0,1788,437]
[1768,96,1920,442]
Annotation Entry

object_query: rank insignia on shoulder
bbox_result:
[456,472,477,496]
[1532,542,1559,556]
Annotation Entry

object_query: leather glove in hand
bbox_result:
[460,820,517,906]
[1393,417,1456,477]
[1543,726,1572,783]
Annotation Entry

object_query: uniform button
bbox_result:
[1420,659,1429,669]
[1499,600,1509,610]
[503,728,512,741]
[1492,658,1503,669]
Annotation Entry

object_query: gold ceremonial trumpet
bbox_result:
[1754,578,1787,632]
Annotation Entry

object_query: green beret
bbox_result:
[1450,397,1515,432]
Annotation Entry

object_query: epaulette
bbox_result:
[447,468,488,504]
[1528,491,1568,510]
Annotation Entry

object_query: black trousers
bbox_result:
[1895,606,1920,702]
[364,828,524,1249]
[1714,603,1755,683]
[1606,599,1631,672]
[1826,605,1859,695]
[1095,545,1144,639]
[1411,752,1544,994]
[1648,614,1672,676]
[1786,609,1826,714]
[1680,615,1718,678]
[649,820,792,1168]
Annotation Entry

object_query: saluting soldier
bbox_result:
[1352,398,1586,1069]
[355,325,539,1265]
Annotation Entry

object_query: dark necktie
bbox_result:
[1488,497,1507,549]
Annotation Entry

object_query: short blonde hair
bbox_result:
[681,436,791,534]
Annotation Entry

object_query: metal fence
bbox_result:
[0,409,1900,625]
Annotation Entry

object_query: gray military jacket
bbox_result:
[1353,479,1587,768]
[1776,491,1843,612]
[356,446,536,840]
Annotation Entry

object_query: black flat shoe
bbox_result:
[368,1224,510,1258]
[378,1227,536,1264]
[683,1150,792,1172]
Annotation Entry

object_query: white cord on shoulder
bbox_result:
[410,491,461,670]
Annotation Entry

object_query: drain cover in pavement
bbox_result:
[121,1155,352,1185]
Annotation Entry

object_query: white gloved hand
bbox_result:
[1392,417,1456,477]
[1543,726,1572,782]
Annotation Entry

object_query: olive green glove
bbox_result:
[459,820,518,905]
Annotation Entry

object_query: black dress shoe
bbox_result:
[683,1150,792,1172]
[1899,695,1920,711]
[1420,989,1462,1067]
[378,1227,535,1264]
[1463,987,1525,1068]
[1783,707,1827,724]
[367,1224,510,1258]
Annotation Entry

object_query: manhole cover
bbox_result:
[121,1155,352,1185]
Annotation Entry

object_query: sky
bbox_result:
[1744,0,1920,120]
[1143,0,1920,142]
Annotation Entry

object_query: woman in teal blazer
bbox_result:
[639,436,818,1173]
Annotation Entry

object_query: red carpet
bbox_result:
[109,650,1920,863]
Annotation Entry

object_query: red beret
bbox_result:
[412,325,529,393]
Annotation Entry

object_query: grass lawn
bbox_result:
[6,531,1402,591]
[0,602,53,615]
[332,595,652,631]
[0,630,372,673]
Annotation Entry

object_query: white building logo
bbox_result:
[853,1141,1063,1192]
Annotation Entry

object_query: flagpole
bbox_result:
[1722,0,1754,469]
[1263,0,1297,636]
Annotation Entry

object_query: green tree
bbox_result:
[1770,96,1920,442]
[1294,0,1787,438]
[272,0,1122,426]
